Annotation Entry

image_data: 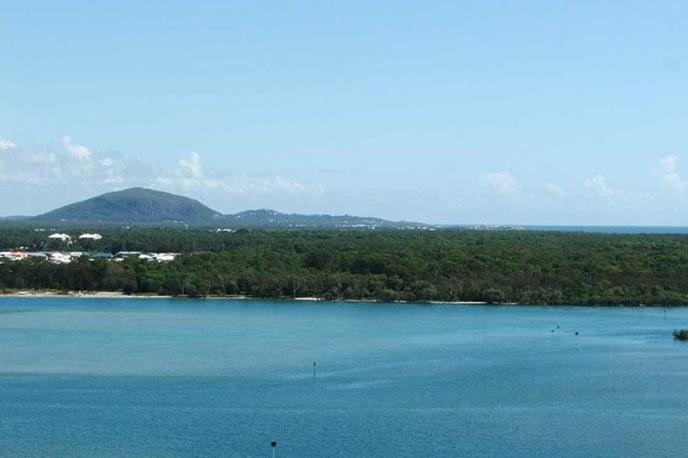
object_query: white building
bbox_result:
[115,251,142,258]
[48,233,72,242]
[78,233,103,241]
[153,253,177,262]
[0,252,27,261]
[48,252,72,264]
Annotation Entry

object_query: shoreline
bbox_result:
[0,290,488,305]
[0,291,683,307]
[0,291,172,299]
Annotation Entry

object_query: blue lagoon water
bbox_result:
[1,298,688,457]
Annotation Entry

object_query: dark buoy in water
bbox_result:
[271,440,278,458]
[575,331,579,336]
[313,361,317,379]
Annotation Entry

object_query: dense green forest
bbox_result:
[2,227,688,305]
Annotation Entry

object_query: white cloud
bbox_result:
[154,152,321,196]
[0,140,324,205]
[104,173,124,185]
[0,136,325,214]
[653,155,687,191]
[481,171,519,196]
[583,174,621,198]
[62,136,92,161]
[178,152,203,179]
[545,182,564,196]
[27,152,58,165]
[583,174,652,204]
[0,138,17,150]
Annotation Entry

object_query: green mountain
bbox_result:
[34,187,222,225]
[30,187,430,229]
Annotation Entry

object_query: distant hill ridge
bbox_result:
[31,187,427,229]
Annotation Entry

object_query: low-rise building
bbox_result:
[48,233,72,242]
[27,252,48,260]
[79,233,103,240]
[0,250,178,264]
[0,252,21,261]
[48,252,72,264]
[154,253,177,262]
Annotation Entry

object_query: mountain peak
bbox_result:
[35,187,221,224]
[30,188,429,229]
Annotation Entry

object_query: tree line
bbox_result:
[2,227,688,305]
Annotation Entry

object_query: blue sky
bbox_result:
[1,1,687,225]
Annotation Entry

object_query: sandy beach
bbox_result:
[0,290,487,304]
[0,290,170,299]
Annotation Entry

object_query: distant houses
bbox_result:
[0,251,29,261]
[0,250,177,264]
[0,231,179,265]
[113,251,178,262]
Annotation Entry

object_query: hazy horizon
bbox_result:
[2,2,687,226]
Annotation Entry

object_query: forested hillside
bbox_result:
[26,187,427,228]
[34,188,221,224]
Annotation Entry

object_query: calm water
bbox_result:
[451,225,688,233]
[1,298,688,457]
[524,225,688,234]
